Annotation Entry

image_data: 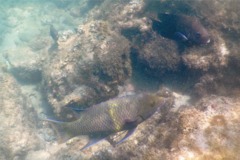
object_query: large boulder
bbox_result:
[137,36,180,77]
[42,20,132,116]
[3,48,43,84]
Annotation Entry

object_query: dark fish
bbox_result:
[152,13,211,45]
[44,92,167,150]
[49,24,58,41]
[48,25,59,52]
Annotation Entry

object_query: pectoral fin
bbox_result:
[107,128,136,147]
[174,32,188,42]
[69,106,86,112]
[115,128,136,145]
[80,136,107,151]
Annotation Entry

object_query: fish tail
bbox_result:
[42,117,75,143]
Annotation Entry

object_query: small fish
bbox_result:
[44,92,167,150]
[49,24,58,41]
[152,13,211,45]
[48,25,59,52]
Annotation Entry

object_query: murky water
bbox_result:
[1,0,240,159]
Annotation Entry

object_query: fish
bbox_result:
[48,25,59,52]
[44,92,167,150]
[151,13,211,45]
[49,24,58,41]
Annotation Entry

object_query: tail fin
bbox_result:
[42,117,75,143]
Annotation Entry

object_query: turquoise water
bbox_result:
[0,0,86,51]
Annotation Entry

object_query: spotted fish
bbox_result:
[45,92,167,150]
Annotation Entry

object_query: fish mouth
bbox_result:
[206,38,211,44]
[199,38,211,45]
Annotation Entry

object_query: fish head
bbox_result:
[190,19,211,45]
[192,30,211,45]
[137,93,166,120]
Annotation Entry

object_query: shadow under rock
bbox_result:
[129,48,202,96]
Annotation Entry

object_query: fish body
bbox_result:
[152,14,211,45]
[49,25,58,41]
[48,25,59,52]
[45,92,167,150]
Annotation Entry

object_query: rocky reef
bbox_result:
[0,71,42,160]
[42,20,131,116]
[137,36,180,78]
[1,0,240,159]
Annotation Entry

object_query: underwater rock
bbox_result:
[52,85,98,116]
[194,74,217,97]
[136,36,180,77]
[25,150,51,160]
[73,0,104,17]
[0,72,42,159]
[194,66,240,98]
[182,33,229,71]
[3,48,43,84]
[18,27,41,43]
[28,36,52,52]
[42,20,131,116]
[91,0,149,33]
[181,31,235,98]
[185,0,240,43]
[175,96,240,159]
